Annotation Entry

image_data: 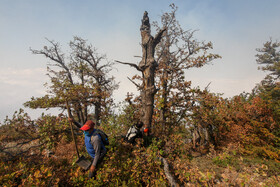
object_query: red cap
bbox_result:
[80,120,95,131]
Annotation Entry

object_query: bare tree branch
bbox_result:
[115,60,141,71]
[127,77,142,89]
[154,28,167,47]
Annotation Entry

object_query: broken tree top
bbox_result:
[140,11,150,32]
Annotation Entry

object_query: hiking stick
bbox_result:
[66,100,80,158]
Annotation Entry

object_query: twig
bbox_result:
[127,77,142,89]
[48,171,56,187]
[205,82,211,91]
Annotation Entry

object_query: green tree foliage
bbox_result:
[24,37,118,124]
[0,109,72,162]
[256,39,280,81]
[36,114,70,150]
[0,109,37,143]
[254,39,280,125]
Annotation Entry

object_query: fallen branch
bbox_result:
[3,136,40,150]
[159,156,178,187]
[1,143,44,162]
[141,152,178,186]
[0,129,74,162]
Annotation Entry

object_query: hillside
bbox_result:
[0,112,279,186]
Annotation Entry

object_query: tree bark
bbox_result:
[115,11,165,133]
[139,11,165,132]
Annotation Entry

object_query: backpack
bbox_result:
[125,125,142,144]
[94,129,109,146]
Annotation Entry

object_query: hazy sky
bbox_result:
[0,0,279,122]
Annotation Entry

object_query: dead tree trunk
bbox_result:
[116,11,165,134]
[139,11,166,133]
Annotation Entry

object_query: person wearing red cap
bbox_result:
[70,119,107,178]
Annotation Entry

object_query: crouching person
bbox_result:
[80,120,107,179]
[125,121,144,145]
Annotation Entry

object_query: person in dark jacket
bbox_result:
[70,119,106,178]
[125,121,144,145]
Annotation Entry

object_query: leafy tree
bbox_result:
[152,4,220,133]
[24,37,118,125]
[256,39,280,81]
[190,89,225,147]
[254,39,280,130]
[118,5,220,136]
[190,89,280,160]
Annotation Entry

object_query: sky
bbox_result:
[0,0,280,122]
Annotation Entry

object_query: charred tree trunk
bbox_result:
[139,11,166,133]
[115,11,165,133]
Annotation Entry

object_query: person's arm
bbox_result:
[88,135,101,178]
[125,126,132,139]
[73,121,82,128]
[68,118,82,128]
[91,135,102,167]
